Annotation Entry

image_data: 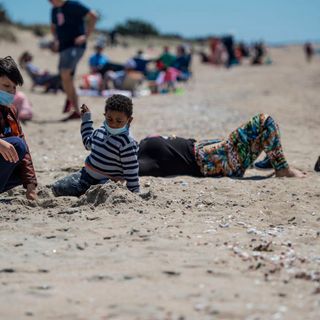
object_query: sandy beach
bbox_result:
[0,27,320,320]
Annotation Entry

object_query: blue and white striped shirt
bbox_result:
[81,113,140,193]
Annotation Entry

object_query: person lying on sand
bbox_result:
[138,113,306,179]
[0,56,37,200]
[52,94,140,197]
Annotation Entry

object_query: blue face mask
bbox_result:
[0,90,15,106]
[103,121,129,135]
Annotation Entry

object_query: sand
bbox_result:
[0,28,320,320]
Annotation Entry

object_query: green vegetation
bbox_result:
[114,19,160,37]
[0,2,10,23]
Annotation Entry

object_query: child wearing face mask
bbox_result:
[52,94,140,196]
[0,56,37,200]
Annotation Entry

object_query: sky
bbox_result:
[1,0,320,43]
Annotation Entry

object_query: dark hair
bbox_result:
[0,56,24,86]
[105,94,133,117]
[18,51,33,68]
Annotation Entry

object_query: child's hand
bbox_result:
[0,139,19,163]
[26,184,37,201]
[81,104,90,115]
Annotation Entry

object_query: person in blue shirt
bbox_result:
[49,0,97,121]
[172,45,192,81]
[132,50,152,75]
[88,42,109,73]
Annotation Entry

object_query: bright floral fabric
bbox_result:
[194,114,288,177]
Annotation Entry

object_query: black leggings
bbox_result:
[138,136,202,177]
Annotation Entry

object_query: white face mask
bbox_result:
[103,121,128,135]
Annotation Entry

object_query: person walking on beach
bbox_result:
[49,0,97,120]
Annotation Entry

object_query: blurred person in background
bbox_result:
[304,42,314,63]
[49,0,97,121]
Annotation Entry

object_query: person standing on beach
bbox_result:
[49,0,97,120]
[304,42,314,63]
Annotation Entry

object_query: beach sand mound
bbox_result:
[77,182,144,207]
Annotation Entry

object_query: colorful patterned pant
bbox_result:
[195,114,289,177]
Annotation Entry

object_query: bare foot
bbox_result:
[275,167,306,178]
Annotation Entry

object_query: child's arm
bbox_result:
[80,104,94,150]
[9,106,37,198]
[120,142,140,193]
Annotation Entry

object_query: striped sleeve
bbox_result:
[81,112,94,150]
[120,140,140,193]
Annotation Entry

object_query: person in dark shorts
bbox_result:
[49,0,97,120]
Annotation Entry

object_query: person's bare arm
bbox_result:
[85,10,98,38]
[50,24,59,52]
[74,11,98,45]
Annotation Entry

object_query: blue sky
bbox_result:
[1,0,320,43]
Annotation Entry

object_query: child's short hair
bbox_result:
[105,94,133,118]
[0,56,24,86]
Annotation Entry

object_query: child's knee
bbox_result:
[9,137,27,160]
[51,171,89,197]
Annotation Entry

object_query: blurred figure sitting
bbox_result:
[80,73,104,92]
[158,46,176,68]
[132,50,152,75]
[209,37,228,66]
[105,59,144,94]
[172,45,192,81]
[148,61,181,94]
[88,41,109,73]
[80,41,109,93]
[304,42,314,63]
[18,51,62,92]
[238,42,250,58]
[13,91,33,122]
[251,42,266,65]
[221,35,238,67]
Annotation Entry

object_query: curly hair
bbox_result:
[105,94,133,117]
[0,56,24,86]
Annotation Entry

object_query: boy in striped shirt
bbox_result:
[52,94,140,196]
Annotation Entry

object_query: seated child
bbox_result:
[0,56,37,200]
[154,64,181,93]
[88,43,109,73]
[13,91,33,122]
[52,94,140,197]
